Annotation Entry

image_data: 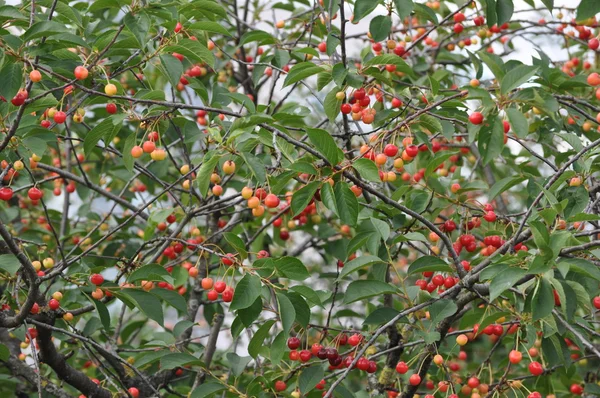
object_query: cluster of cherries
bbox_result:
[130,131,167,162]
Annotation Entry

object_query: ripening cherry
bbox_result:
[508,350,522,364]
[222,287,233,302]
[453,12,466,23]
[41,120,51,128]
[391,97,403,108]
[74,66,89,80]
[150,149,166,161]
[443,219,456,232]
[104,83,117,96]
[257,250,269,259]
[341,103,351,114]
[384,144,398,157]
[30,70,42,82]
[201,278,214,289]
[30,302,40,314]
[128,387,140,398]
[528,361,544,376]
[174,22,182,33]
[593,296,600,309]
[527,392,541,398]
[469,112,484,125]
[456,334,468,346]
[131,146,143,158]
[221,253,235,266]
[142,140,155,153]
[28,187,43,200]
[483,210,497,222]
[467,377,480,388]
[348,333,362,346]
[222,160,236,174]
[317,42,327,52]
[264,194,280,208]
[405,145,418,158]
[299,350,312,362]
[453,23,464,34]
[589,38,600,50]
[90,274,104,285]
[588,72,600,86]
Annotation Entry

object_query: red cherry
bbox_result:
[299,349,311,362]
[274,380,286,392]
[570,384,583,395]
[214,281,226,293]
[207,290,218,301]
[48,299,60,310]
[395,361,408,374]
[317,42,327,52]
[53,111,66,124]
[0,187,13,201]
[593,296,600,309]
[509,350,522,364]
[264,194,280,208]
[528,361,544,376]
[405,145,419,157]
[348,333,362,346]
[384,144,398,157]
[28,187,43,200]
[74,66,89,80]
[30,302,40,314]
[483,211,497,222]
[128,387,140,398]
[41,120,51,128]
[391,97,403,108]
[222,287,233,302]
[589,38,599,50]
[528,392,542,398]
[409,374,421,386]
[453,23,464,34]
[341,103,351,114]
[90,274,104,285]
[287,337,300,350]
[106,103,117,114]
[174,22,182,33]
[357,357,369,371]
[221,253,235,266]
[453,12,466,23]
[469,112,484,125]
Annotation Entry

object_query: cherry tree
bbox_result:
[1,0,600,397]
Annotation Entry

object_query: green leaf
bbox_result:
[429,299,458,325]
[160,353,201,370]
[123,12,150,49]
[230,273,262,311]
[414,3,438,23]
[425,151,458,178]
[338,255,386,279]
[488,175,525,200]
[284,62,325,87]
[306,128,343,166]
[239,30,277,45]
[226,353,252,376]
[0,6,27,21]
[532,276,554,321]
[122,133,136,172]
[248,320,275,358]
[128,264,173,284]
[320,182,339,217]
[500,65,539,94]
[363,307,401,325]
[478,51,505,81]
[151,288,187,312]
[190,382,226,397]
[173,320,194,337]
[224,232,248,260]
[84,118,120,157]
[277,293,296,333]
[299,365,325,394]
[393,0,414,19]
[540,0,553,12]
[353,158,380,182]
[343,280,397,304]
[275,257,310,281]
[485,0,497,27]
[0,62,22,101]
[496,0,514,26]
[0,344,9,361]
[488,267,527,301]
[159,54,184,89]
[478,116,504,166]
[196,152,222,197]
[0,254,20,275]
[353,0,381,22]
[324,88,343,122]
[334,182,359,227]
[119,289,164,326]
[188,21,232,36]
[557,258,600,281]
[23,21,69,41]
[559,186,589,219]
[407,256,452,275]
[164,39,215,68]
[369,15,392,42]
[506,107,528,138]
[332,63,347,87]
[576,0,600,22]
[291,181,320,217]
[363,54,412,75]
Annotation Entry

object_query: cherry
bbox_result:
[395,361,408,374]
[30,302,40,314]
[274,380,286,392]
[74,66,89,80]
[391,98,403,108]
[405,145,419,158]
[222,287,233,302]
[310,343,322,356]
[469,112,484,125]
[453,23,464,34]
[317,42,327,52]
[214,281,226,293]
[106,103,117,114]
[341,103,351,114]
[299,349,311,362]
[207,290,218,301]
[317,348,328,359]
[528,361,544,376]
[483,211,497,222]
[589,38,599,50]
[509,350,522,364]
[593,296,600,309]
[28,187,43,200]
[409,374,421,386]
[467,377,480,388]
[30,70,42,82]
[131,146,143,158]
[348,333,361,346]
[41,120,51,128]
[221,253,235,266]
[201,278,213,289]
[174,22,183,33]
[128,387,140,398]
[264,194,280,208]
[570,384,583,395]
[384,144,398,157]
[48,298,60,310]
[287,337,300,350]
[453,12,466,23]
[443,220,456,232]
[357,357,369,371]
[528,392,542,398]
[53,111,66,124]
[0,187,13,201]
[90,274,104,285]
